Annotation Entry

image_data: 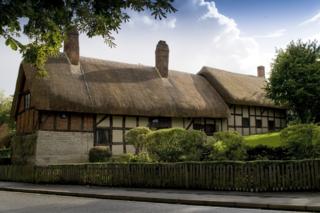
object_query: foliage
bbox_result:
[109,152,153,163]
[244,132,282,148]
[203,131,247,161]
[0,0,176,75]
[266,40,320,123]
[89,146,112,162]
[0,91,14,130]
[127,152,153,163]
[146,128,206,162]
[246,145,289,161]
[280,124,320,159]
[125,127,151,154]
[109,154,131,163]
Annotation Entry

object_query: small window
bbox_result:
[149,117,171,129]
[256,119,262,128]
[24,93,31,110]
[242,118,250,128]
[204,124,215,136]
[193,123,203,131]
[193,119,216,136]
[95,128,111,146]
[268,120,275,131]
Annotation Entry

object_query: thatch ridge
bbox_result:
[199,66,285,108]
[12,55,230,118]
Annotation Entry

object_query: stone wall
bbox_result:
[35,131,93,165]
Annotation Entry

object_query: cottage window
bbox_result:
[242,118,250,128]
[24,93,31,110]
[95,128,111,146]
[149,117,171,129]
[268,120,275,131]
[256,119,262,128]
[193,119,216,136]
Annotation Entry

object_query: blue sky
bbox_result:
[1,0,320,95]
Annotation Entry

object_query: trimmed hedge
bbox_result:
[0,159,319,192]
[89,146,112,162]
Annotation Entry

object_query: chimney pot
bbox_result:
[155,40,169,78]
[257,65,265,78]
[64,27,79,65]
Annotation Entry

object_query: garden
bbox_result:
[89,123,320,163]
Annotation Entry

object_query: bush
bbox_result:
[203,131,247,161]
[89,146,112,162]
[146,128,206,162]
[125,127,151,154]
[108,152,153,163]
[246,145,289,161]
[281,124,320,159]
[127,152,153,163]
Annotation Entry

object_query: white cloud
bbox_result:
[255,29,286,38]
[195,0,269,74]
[130,14,176,29]
[302,32,320,42]
[300,12,320,25]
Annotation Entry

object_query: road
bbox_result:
[0,191,304,213]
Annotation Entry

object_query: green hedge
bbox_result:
[0,159,319,192]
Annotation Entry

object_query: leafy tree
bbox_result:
[0,91,14,129]
[0,0,176,75]
[266,40,320,123]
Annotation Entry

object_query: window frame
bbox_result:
[256,119,262,128]
[24,93,31,110]
[149,117,172,130]
[268,120,275,131]
[95,128,112,146]
[193,119,216,136]
[242,117,250,128]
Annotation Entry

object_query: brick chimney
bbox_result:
[257,66,265,78]
[64,27,79,65]
[155,40,169,78]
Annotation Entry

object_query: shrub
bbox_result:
[146,128,206,162]
[89,146,112,162]
[281,124,320,159]
[109,154,131,163]
[127,152,153,163]
[246,145,289,161]
[125,127,151,154]
[203,131,247,161]
[108,152,153,163]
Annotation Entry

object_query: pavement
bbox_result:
[0,181,319,212]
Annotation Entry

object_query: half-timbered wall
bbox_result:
[39,111,94,132]
[95,115,227,154]
[227,105,286,136]
[15,78,38,134]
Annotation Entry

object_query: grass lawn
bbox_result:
[244,132,282,147]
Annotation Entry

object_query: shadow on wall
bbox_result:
[0,124,10,148]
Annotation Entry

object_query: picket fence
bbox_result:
[0,160,319,192]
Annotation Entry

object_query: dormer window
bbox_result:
[24,93,31,110]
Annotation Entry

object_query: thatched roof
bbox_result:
[199,66,284,108]
[12,55,229,118]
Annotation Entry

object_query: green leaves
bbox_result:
[5,37,18,50]
[267,40,320,123]
[0,0,176,75]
